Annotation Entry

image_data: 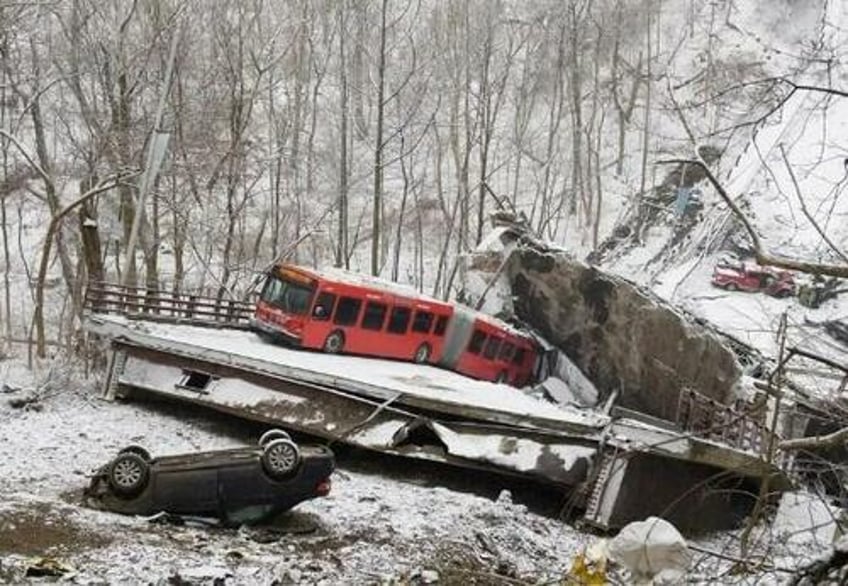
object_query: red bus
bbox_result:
[252,263,539,387]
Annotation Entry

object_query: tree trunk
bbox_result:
[637,0,653,235]
[337,0,350,268]
[371,0,388,276]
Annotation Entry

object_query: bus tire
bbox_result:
[413,343,431,364]
[323,330,345,354]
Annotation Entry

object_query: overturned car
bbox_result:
[85,430,334,525]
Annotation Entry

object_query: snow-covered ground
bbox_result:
[0,354,830,584]
[0,358,596,583]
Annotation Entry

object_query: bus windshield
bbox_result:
[260,275,314,315]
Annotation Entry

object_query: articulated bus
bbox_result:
[251,263,539,387]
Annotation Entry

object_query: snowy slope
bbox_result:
[605,88,848,382]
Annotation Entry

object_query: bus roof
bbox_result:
[277,263,534,341]
[279,263,449,306]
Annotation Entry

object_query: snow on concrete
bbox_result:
[430,422,596,475]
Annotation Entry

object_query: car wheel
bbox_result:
[725,282,738,291]
[323,330,345,354]
[259,429,292,447]
[495,371,509,384]
[413,343,431,364]
[262,439,301,480]
[108,452,150,497]
[119,445,152,463]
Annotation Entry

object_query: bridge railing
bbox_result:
[84,281,255,329]
[675,386,780,457]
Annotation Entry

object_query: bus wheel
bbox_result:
[413,343,431,364]
[495,371,508,384]
[323,330,345,354]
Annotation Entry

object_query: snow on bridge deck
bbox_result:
[87,313,607,434]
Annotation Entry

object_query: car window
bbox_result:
[312,292,336,321]
[499,342,515,362]
[334,296,362,326]
[483,337,501,360]
[512,347,526,365]
[434,315,449,336]
[387,307,411,334]
[468,330,486,355]
[361,302,388,331]
[411,310,434,334]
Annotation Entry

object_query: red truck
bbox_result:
[711,260,795,298]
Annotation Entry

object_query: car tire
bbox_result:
[323,330,345,354]
[259,429,292,447]
[261,439,301,480]
[726,282,738,291]
[413,343,431,364]
[119,445,152,463]
[108,452,150,497]
[495,371,508,384]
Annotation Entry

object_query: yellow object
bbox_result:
[567,551,607,585]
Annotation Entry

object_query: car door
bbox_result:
[153,465,219,515]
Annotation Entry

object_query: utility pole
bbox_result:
[121,14,182,286]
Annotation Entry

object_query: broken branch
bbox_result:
[779,426,848,451]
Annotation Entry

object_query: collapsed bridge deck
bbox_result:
[84,284,789,532]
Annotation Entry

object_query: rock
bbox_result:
[506,238,742,420]
[421,569,439,583]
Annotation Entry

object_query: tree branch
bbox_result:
[656,158,848,278]
[778,143,848,264]
[780,426,848,451]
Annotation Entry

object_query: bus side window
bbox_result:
[434,315,449,336]
[362,302,388,330]
[387,307,411,334]
[412,310,434,334]
[512,347,527,365]
[483,337,502,360]
[467,330,486,354]
[499,342,515,362]
[312,292,337,321]
[334,296,362,326]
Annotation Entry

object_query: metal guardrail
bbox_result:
[675,387,778,455]
[84,281,255,329]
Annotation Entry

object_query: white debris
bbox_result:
[536,376,578,405]
[547,351,599,407]
[608,517,690,585]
